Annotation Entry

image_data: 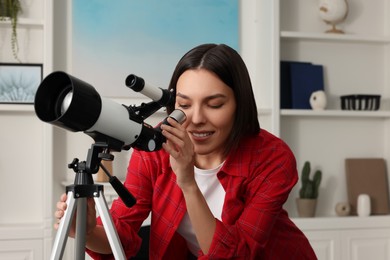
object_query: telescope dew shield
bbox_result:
[34,72,102,132]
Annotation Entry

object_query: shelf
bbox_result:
[292,215,390,230]
[280,109,390,118]
[0,103,35,112]
[0,18,44,27]
[258,108,272,116]
[281,31,390,44]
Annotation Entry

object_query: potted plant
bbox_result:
[0,0,22,62]
[296,161,322,217]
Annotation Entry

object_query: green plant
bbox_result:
[299,161,322,199]
[0,0,22,62]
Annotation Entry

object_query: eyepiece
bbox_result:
[126,74,145,92]
[168,109,186,124]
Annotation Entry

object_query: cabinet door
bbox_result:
[342,229,390,260]
[303,230,341,260]
[0,240,43,260]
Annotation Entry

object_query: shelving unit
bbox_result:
[0,0,54,259]
[264,0,390,259]
[275,0,390,216]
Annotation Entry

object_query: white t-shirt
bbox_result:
[176,162,226,256]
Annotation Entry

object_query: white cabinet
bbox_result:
[0,224,44,260]
[0,107,51,260]
[342,229,390,260]
[302,230,340,260]
[293,216,390,260]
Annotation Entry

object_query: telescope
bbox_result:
[34,71,186,153]
[35,72,186,260]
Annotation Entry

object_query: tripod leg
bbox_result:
[94,191,126,260]
[75,197,87,260]
[50,191,77,260]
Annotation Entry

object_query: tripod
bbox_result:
[50,142,136,260]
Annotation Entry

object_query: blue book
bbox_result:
[290,63,324,109]
[280,61,312,109]
[280,61,293,109]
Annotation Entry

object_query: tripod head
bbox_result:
[68,141,136,208]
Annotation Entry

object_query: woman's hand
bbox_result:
[161,117,196,189]
[54,193,97,238]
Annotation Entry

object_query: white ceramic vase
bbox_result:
[357,194,371,217]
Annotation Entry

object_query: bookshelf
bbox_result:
[272,0,390,218]
[255,0,390,259]
[0,0,54,259]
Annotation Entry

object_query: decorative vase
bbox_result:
[296,198,317,217]
[319,0,348,34]
[310,90,327,110]
[357,194,371,217]
[335,202,351,216]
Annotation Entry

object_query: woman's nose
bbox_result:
[190,107,206,124]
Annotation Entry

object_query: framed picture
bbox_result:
[0,63,43,104]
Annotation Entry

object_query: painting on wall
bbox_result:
[72,0,239,98]
[0,63,43,104]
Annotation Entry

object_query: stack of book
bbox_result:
[280,61,325,109]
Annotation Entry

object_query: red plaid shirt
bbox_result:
[87,129,316,259]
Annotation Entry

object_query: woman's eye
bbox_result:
[178,104,190,109]
[209,104,223,109]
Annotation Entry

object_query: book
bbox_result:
[280,61,293,109]
[289,62,324,109]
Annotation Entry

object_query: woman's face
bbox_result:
[175,69,236,157]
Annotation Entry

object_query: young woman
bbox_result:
[55,43,316,259]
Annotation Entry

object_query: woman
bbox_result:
[55,43,316,259]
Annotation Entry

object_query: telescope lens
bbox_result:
[54,86,73,118]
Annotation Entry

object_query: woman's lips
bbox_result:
[190,131,213,141]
